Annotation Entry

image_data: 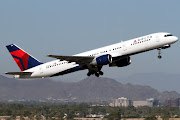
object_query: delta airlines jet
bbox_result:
[6,32,178,78]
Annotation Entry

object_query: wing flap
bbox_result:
[47,55,94,66]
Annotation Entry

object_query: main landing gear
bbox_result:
[87,65,104,77]
[87,71,104,77]
[157,48,162,59]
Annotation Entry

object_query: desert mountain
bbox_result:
[0,75,179,103]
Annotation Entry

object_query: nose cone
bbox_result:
[174,36,178,42]
[172,36,178,43]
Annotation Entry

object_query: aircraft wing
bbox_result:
[5,72,33,75]
[47,55,94,66]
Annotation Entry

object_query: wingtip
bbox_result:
[47,54,51,57]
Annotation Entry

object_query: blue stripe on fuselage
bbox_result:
[50,65,86,77]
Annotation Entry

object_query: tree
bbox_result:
[55,112,64,120]
[144,115,157,120]
[162,114,170,120]
[106,108,121,120]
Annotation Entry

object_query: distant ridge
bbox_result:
[117,73,180,93]
[0,75,179,103]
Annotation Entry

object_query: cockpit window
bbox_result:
[164,34,173,37]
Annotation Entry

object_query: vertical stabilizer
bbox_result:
[6,44,43,71]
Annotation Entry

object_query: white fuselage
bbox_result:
[23,32,178,78]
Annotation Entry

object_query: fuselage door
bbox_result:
[156,35,160,42]
[123,42,127,51]
[39,67,43,74]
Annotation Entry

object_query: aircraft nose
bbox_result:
[170,36,178,44]
[174,36,178,42]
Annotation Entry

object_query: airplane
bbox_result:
[5,32,178,79]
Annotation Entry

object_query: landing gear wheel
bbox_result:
[158,55,162,59]
[157,48,162,59]
[87,72,91,76]
[95,73,99,77]
[99,71,104,75]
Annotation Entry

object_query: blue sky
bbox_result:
[0,1,180,83]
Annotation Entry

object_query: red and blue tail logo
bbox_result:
[6,44,43,71]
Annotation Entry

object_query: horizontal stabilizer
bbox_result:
[5,72,32,75]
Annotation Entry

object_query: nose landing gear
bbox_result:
[157,48,162,59]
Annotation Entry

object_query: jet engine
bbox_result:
[109,56,131,67]
[91,54,112,66]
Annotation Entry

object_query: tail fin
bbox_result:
[6,44,43,71]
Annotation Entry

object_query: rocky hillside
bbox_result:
[0,75,179,103]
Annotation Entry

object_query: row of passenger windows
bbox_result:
[46,62,68,68]
[89,47,121,56]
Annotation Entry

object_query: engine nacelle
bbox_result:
[91,54,112,66]
[109,56,131,67]
[161,44,171,49]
